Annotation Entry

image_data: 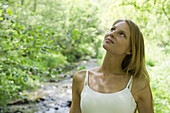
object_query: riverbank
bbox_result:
[7,59,99,113]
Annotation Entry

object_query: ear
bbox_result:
[126,49,132,55]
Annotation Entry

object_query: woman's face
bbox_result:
[102,21,131,56]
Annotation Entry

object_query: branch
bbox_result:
[162,0,170,21]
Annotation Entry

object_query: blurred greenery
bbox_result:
[0,0,169,112]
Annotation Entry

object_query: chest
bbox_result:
[81,75,136,113]
[88,74,129,93]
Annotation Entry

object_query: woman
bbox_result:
[69,19,154,113]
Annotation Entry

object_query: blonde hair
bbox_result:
[113,19,149,80]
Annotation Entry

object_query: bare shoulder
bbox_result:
[72,69,87,94]
[73,69,87,82]
[132,76,150,100]
[133,76,149,91]
[132,76,154,112]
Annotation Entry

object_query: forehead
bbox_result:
[114,21,130,36]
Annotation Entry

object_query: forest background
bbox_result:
[0,0,169,112]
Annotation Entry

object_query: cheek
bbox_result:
[126,40,131,49]
[118,39,130,49]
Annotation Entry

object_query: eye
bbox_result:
[110,27,115,31]
[120,32,126,37]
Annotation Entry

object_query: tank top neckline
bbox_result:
[84,69,133,95]
[80,69,137,113]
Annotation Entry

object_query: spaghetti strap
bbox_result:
[126,76,133,89]
[84,69,89,86]
[80,72,136,113]
[129,79,133,90]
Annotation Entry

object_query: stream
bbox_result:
[7,59,98,113]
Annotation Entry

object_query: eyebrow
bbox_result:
[119,30,128,36]
[112,26,129,36]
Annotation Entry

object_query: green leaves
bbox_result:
[0,17,3,20]
[0,1,58,111]
[0,0,169,112]
[7,9,13,16]
[72,29,79,35]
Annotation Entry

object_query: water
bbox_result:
[7,59,98,113]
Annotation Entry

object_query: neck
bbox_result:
[100,52,126,76]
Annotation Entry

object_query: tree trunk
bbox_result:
[21,0,24,5]
[33,0,37,12]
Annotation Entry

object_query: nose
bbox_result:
[108,30,116,39]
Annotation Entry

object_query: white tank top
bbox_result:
[80,70,136,113]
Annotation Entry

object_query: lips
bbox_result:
[106,38,114,44]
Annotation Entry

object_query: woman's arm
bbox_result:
[135,82,154,113]
[70,71,84,113]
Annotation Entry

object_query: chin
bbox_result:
[102,43,111,52]
[102,43,118,55]
[102,43,107,50]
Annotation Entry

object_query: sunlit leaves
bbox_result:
[0,9,3,16]
[6,9,13,16]
[0,1,59,111]
[0,17,3,20]
[72,29,78,35]
[0,0,169,112]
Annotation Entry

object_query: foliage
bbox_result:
[0,0,102,112]
[12,0,102,62]
[40,0,101,61]
[0,0,65,112]
[27,53,68,69]
[0,0,169,112]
